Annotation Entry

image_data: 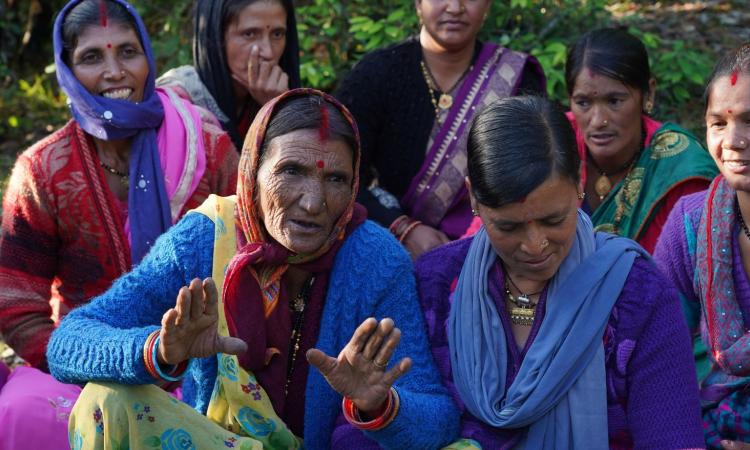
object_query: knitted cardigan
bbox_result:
[654,190,750,332]
[0,119,238,370]
[47,213,459,450]
[416,237,704,449]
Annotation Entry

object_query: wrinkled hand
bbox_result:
[403,224,450,260]
[307,318,412,413]
[231,45,289,106]
[722,440,750,450]
[157,278,247,365]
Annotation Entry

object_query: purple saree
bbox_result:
[401,43,535,238]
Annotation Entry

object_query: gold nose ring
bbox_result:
[540,239,550,249]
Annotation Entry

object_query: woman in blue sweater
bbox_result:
[47,89,459,449]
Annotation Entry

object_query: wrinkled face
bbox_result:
[706,73,750,192]
[471,175,579,284]
[416,0,490,51]
[224,1,287,90]
[71,22,148,102]
[570,70,647,162]
[256,128,354,254]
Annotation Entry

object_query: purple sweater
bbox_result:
[654,190,750,332]
[416,237,704,449]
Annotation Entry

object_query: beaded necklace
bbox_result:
[504,274,543,327]
[99,160,129,187]
[285,275,315,396]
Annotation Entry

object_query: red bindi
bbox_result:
[106,43,112,49]
[316,160,325,169]
[729,110,733,115]
[731,70,739,86]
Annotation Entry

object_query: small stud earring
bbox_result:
[471,208,479,217]
[577,192,586,200]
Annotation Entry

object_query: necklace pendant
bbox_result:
[510,306,535,326]
[516,294,531,306]
[293,296,305,312]
[594,174,612,200]
[438,93,453,110]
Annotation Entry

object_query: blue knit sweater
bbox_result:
[47,212,459,449]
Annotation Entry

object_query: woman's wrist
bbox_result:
[341,387,400,431]
[143,330,188,382]
[389,215,422,243]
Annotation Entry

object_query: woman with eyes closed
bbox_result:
[158,0,300,152]
[0,1,239,448]
[655,44,750,450]
[566,28,717,254]
[47,89,459,450]
[416,96,704,449]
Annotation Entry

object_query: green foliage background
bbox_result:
[0,0,719,198]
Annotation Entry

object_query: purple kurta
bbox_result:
[416,237,703,449]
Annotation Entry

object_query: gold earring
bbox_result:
[577,192,586,200]
[644,101,653,114]
[471,208,479,216]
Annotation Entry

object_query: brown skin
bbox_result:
[159,128,409,413]
[224,0,288,109]
[468,175,580,348]
[71,22,149,201]
[569,71,655,210]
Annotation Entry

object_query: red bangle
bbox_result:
[388,215,410,237]
[341,387,400,431]
[143,330,160,380]
[398,220,422,243]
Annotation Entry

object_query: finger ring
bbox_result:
[373,359,388,369]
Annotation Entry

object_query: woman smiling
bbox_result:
[0,0,238,448]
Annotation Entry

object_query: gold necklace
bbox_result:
[419,59,472,117]
[504,275,542,327]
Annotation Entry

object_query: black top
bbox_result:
[335,37,545,226]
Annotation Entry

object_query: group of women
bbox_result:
[0,0,749,449]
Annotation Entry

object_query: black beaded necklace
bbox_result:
[285,276,315,396]
[99,160,129,187]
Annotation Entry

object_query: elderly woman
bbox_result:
[47,89,459,449]
[417,96,704,448]
[566,28,717,253]
[158,0,300,151]
[0,0,238,448]
[655,44,750,450]
[335,0,545,259]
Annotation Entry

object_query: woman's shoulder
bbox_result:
[340,220,409,261]
[20,120,77,160]
[12,120,79,183]
[613,256,680,332]
[415,238,472,281]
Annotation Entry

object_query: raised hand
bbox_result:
[157,278,247,366]
[233,45,289,106]
[307,318,412,413]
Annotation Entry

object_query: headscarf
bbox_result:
[222,88,366,416]
[193,0,301,150]
[53,0,170,264]
[448,211,643,448]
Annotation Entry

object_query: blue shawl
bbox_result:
[448,210,644,448]
[53,0,169,263]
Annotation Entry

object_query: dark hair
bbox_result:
[467,96,580,208]
[704,43,750,110]
[565,28,651,96]
[260,96,357,164]
[193,0,301,151]
[61,0,139,64]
